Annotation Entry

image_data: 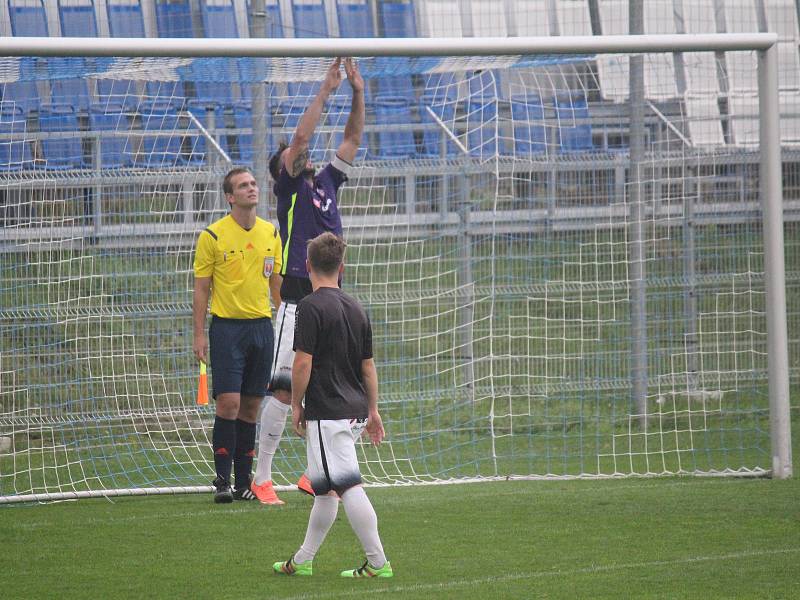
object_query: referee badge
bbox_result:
[263,256,275,278]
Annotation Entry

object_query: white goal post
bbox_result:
[0,33,791,504]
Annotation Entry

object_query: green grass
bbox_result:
[2,476,799,599]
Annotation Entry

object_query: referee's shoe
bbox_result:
[212,476,233,504]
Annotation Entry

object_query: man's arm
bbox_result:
[269,273,283,312]
[282,58,343,177]
[291,350,313,437]
[336,58,365,164]
[362,358,385,445]
[192,276,212,363]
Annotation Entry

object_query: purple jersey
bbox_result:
[274,162,346,294]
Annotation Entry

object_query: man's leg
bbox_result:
[212,392,241,503]
[273,492,338,574]
[340,485,389,572]
[231,394,261,499]
[254,390,290,486]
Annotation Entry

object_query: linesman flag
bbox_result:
[197,361,209,406]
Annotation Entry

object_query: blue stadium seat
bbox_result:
[55,1,98,109]
[191,58,237,107]
[0,104,33,170]
[8,0,49,36]
[553,93,593,153]
[38,103,87,169]
[88,103,134,168]
[373,96,415,159]
[291,0,328,38]
[1,79,40,114]
[48,58,92,111]
[200,0,238,38]
[155,0,194,37]
[419,92,459,158]
[186,99,229,163]
[137,102,185,167]
[511,94,547,155]
[105,0,146,108]
[337,0,373,37]
[466,98,498,157]
[232,102,272,165]
[145,80,187,109]
[59,0,98,36]
[377,0,417,37]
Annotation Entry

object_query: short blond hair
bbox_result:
[307,232,346,276]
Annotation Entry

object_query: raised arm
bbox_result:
[282,58,343,177]
[336,58,365,164]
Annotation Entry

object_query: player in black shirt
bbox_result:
[272,232,393,579]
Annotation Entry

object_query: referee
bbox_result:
[193,167,283,504]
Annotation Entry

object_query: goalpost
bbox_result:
[0,33,791,504]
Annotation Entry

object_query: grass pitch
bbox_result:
[2,475,799,599]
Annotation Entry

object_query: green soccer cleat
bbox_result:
[273,556,313,576]
[340,560,393,578]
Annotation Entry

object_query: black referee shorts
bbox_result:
[209,316,273,399]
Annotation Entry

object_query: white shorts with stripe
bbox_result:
[306,418,368,496]
[268,302,296,393]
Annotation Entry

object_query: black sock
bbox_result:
[212,416,237,484]
[234,419,257,490]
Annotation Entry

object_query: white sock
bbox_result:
[293,495,339,564]
[254,397,289,485]
[340,486,387,568]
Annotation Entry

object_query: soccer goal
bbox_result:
[0,33,792,503]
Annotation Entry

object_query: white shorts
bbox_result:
[306,418,368,495]
[268,302,296,393]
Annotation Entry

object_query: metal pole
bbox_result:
[758,45,792,479]
[0,34,779,57]
[683,167,698,389]
[629,0,648,428]
[249,0,270,220]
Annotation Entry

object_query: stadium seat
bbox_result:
[0,104,33,170]
[291,0,328,38]
[137,102,185,167]
[418,91,459,158]
[155,0,195,37]
[678,0,724,146]
[8,0,49,36]
[186,99,229,164]
[372,95,415,159]
[465,98,497,157]
[554,93,593,153]
[7,0,48,112]
[232,102,272,165]
[48,58,92,111]
[38,103,87,170]
[377,0,417,37]
[55,1,99,109]
[510,94,547,155]
[88,103,134,168]
[105,0,147,108]
[1,76,41,114]
[763,0,800,92]
[200,0,239,38]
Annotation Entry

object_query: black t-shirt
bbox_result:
[293,287,373,420]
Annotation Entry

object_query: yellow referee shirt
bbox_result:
[193,215,282,319]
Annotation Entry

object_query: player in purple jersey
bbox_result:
[252,57,365,504]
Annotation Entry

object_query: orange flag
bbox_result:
[197,361,209,406]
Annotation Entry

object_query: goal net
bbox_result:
[0,40,791,502]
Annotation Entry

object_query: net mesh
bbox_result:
[0,50,788,501]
